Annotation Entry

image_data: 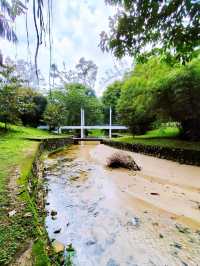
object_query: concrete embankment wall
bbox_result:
[102,139,200,166]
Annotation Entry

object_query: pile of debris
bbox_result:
[107,152,141,171]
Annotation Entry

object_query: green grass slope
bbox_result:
[114,127,200,151]
[0,124,54,265]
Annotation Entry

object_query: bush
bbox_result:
[107,152,141,171]
[153,57,200,140]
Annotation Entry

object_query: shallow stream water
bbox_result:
[44,142,200,266]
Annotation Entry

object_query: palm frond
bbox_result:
[0,14,17,42]
[0,0,26,42]
[0,0,12,18]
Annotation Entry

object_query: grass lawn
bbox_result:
[0,123,53,205]
[0,123,57,265]
[134,126,180,139]
[114,127,200,151]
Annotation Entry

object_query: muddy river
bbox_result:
[44,142,200,266]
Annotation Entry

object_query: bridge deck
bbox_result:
[61,125,127,130]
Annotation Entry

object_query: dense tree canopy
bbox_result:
[0,64,47,128]
[0,65,21,128]
[17,87,47,127]
[51,83,103,126]
[153,57,200,140]
[111,54,200,140]
[117,57,172,134]
[101,0,200,63]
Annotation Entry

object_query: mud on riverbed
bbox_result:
[44,142,200,266]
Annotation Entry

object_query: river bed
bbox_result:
[44,142,200,266]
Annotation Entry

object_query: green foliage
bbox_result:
[17,87,47,127]
[51,83,103,126]
[43,102,66,130]
[0,65,21,128]
[65,244,75,266]
[134,126,180,139]
[102,81,122,123]
[153,57,200,139]
[116,55,200,140]
[0,65,47,128]
[32,240,51,266]
[117,57,172,134]
[0,83,19,129]
[102,0,200,63]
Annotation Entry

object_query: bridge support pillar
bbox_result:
[109,106,112,139]
[81,108,85,139]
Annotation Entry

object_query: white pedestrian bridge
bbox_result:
[39,108,128,139]
[60,125,127,130]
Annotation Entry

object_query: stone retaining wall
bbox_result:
[40,137,73,151]
[24,137,73,264]
[102,140,200,166]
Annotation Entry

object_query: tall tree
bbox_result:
[4,57,45,88]
[50,58,98,89]
[51,83,103,126]
[0,64,21,129]
[102,81,122,124]
[43,101,66,130]
[100,0,200,63]
[75,57,98,88]
[117,57,172,134]
[17,87,47,127]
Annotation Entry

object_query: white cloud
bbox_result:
[0,0,132,96]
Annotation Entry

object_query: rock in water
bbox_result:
[51,210,57,216]
[54,228,61,234]
[131,217,140,226]
[52,240,65,253]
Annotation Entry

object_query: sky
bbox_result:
[0,0,132,96]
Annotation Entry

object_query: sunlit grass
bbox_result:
[134,126,180,139]
[114,127,200,151]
